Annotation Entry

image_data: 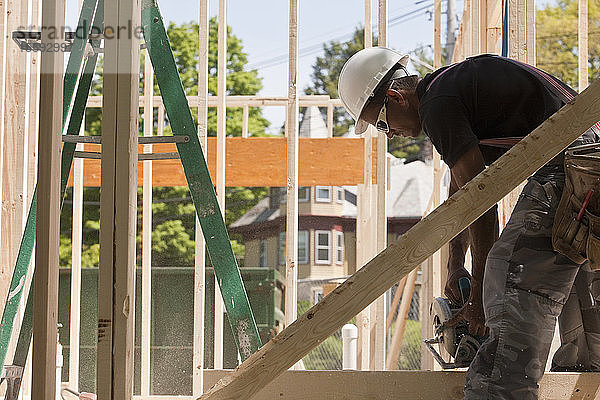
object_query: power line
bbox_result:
[245,3,434,71]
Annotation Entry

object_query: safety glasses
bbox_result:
[375,96,389,134]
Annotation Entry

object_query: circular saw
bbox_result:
[424,277,487,369]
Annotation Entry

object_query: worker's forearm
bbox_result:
[467,206,499,291]
[448,229,469,273]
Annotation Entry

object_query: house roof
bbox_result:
[341,157,434,218]
[231,109,440,229]
[230,158,436,229]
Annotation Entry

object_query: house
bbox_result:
[229,106,436,302]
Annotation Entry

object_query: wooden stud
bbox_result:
[214,0,227,369]
[242,105,249,138]
[525,0,535,65]
[68,0,84,390]
[141,50,153,397]
[485,0,503,54]
[32,0,64,396]
[285,0,299,346]
[1,0,28,317]
[194,0,209,394]
[326,104,333,138]
[373,0,389,371]
[434,0,442,66]
[69,119,84,390]
[198,78,600,400]
[464,0,473,57]
[96,0,140,397]
[385,268,418,370]
[578,0,588,91]
[385,277,406,331]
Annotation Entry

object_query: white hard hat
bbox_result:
[338,47,409,134]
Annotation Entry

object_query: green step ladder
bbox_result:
[0,0,261,393]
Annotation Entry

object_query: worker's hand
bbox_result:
[444,289,487,337]
[444,266,472,306]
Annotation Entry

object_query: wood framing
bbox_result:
[32,0,64,397]
[1,0,28,319]
[199,80,600,400]
[194,0,209,394]
[66,138,381,187]
[96,0,140,398]
[284,0,299,336]
[373,0,388,371]
[214,0,227,369]
[386,268,418,370]
[579,0,588,90]
[141,50,153,396]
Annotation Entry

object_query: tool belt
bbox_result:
[552,143,600,270]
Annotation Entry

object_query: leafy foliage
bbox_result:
[536,0,600,89]
[59,20,270,268]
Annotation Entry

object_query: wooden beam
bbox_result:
[285,0,299,341]
[525,0,535,65]
[374,0,388,371]
[32,0,64,396]
[1,0,28,318]
[67,138,380,187]
[385,268,418,370]
[214,0,227,369]
[198,79,600,400]
[194,0,209,394]
[385,277,407,331]
[85,94,341,108]
[579,0,588,91]
[96,0,140,397]
[140,50,153,397]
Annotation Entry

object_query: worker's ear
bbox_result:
[386,88,407,109]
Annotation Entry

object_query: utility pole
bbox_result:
[446,0,457,61]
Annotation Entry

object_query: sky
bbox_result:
[64,0,552,133]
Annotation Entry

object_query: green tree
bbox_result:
[60,20,271,268]
[536,0,600,89]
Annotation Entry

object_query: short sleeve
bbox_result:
[419,96,479,168]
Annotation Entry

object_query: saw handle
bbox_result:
[458,276,471,306]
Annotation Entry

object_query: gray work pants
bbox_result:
[464,167,600,400]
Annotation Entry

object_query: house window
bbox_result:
[299,187,310,202]
[315,186,332,202]
[298,231,309,264]
[334,231,344,265]
[259,240,267,267]
[279,232,286,265]
[315,230,331,264]
[313,288,324,305]
[281,187,310,203]
[336,187,344,203]
[279,231,309,265]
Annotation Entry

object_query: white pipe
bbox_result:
[342,324,358,370]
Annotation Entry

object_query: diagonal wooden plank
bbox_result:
[199,80,600,400]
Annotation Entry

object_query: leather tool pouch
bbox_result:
[553,144,600,270]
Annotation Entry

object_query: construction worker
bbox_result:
[337,47,600,399]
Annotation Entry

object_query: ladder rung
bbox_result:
[139,152,180,160]
[63,135,190,144]
[73,151,101,159]
[73,151,180,160]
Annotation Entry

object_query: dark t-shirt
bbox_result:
[416,54,594,167]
